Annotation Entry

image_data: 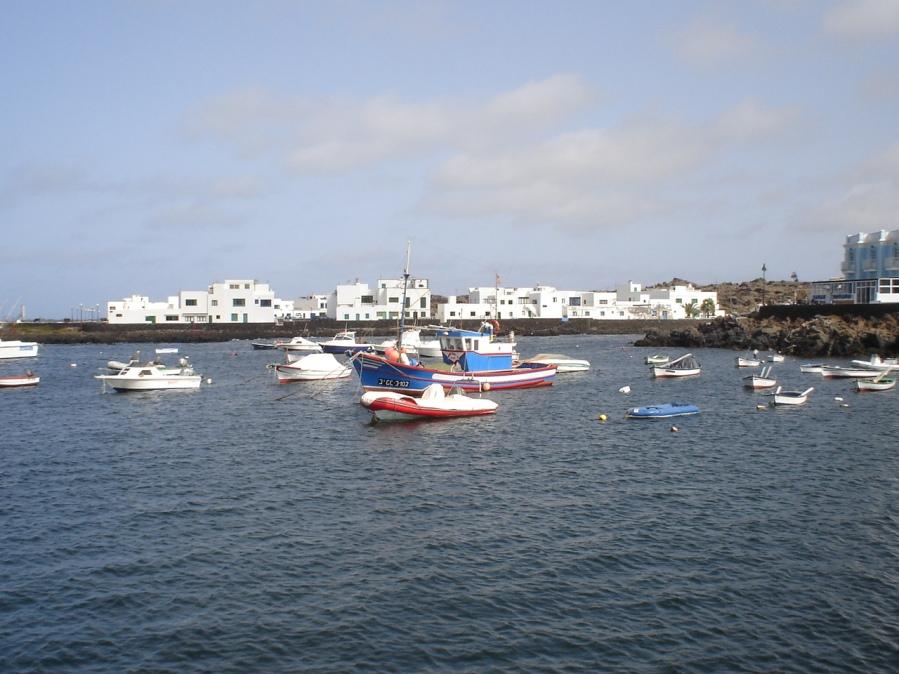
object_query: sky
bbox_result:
[2,0,899,318]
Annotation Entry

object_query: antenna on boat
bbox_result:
[397,240,412,350]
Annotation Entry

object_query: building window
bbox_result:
[344,314,350,320]
[229,284,240,289]
[260,299,271,307]
[470,311,477,317]
[361,295,374,304]
[450,311,457,317]
[233,298,246,307]
[388,296,399,304]
[145,316,156,323]
[420,297,426,308]
[569,297,581,306]
[165,315,179,321]
[211,300,218,307]
[245,283,250,289]
[185,299,197,307]
[231,313,238,321]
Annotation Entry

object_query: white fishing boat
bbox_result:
[95,360,202,391]
[273,352,351,382]
[361,383,498,422]
[736,355,762,367]
[743,366,777,389]
[319,331,373,355]
[771,386,814,406]
[518,353,590,373]
[0,338,39,359]
[820,365,884,378]
[274,336,322,352]
[651,353,701,378]
[644,354,670,365]
[799,363,823,374]
[155,347,178,354]
[0,370,40,387]
[768,353,785,363]
[854,371,896,392]
[849,354,899,372]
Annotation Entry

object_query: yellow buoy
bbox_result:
[598,413,607,422]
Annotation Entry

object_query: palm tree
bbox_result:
[700,298,716,317]
[684,300,699,318]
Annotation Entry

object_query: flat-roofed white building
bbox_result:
[435,281,719,321]
[288,294,329,320]
[328,278,431,321]
[106,279,288,324]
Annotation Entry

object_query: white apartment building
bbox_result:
[288,294,329,320]
[811,229,899,304]
[328,278,431,321]
[106,279,285,324]
[436,282,719,321]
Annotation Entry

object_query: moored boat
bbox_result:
[351,323,554,394]
[361,383,498,422]
[274,336,322,352]
[799,363,823,374]
[849,354,899,372]
[518,353,590,373]
[625,402,699,419]
[0,338,39,359]
[768,353,785,363]
[854,371,896,392]
[645,354,670,365]
[736,355,762,368]
[820,365,883,378]
[251,340,278,350]
[744,366,777,389]
[319,331,373,355]
[95,360,201,391]
[273,353,351,382]
[771,386,814,406]
[651,353,701,378]
[0,370,40,387]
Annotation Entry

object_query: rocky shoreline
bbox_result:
[635,314,899,357]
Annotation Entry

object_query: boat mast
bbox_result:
[397,240,412,350]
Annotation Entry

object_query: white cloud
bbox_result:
[713,99,800,142]
[670,18,761,66]
[823,0,899,39]
[187,74,596,173]
[799,141,899,231]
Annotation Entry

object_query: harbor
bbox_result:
[2,335,897,671]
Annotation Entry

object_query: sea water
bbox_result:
[1,335,897,672]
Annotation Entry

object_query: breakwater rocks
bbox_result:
[635,314,899,357]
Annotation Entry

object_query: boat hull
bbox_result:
[274,364,351,382]
[351,352,555,393]
[744,377,777,389]
[651,367,701,378]
[855,379,896,392]
[362,392,497,422]
[321,343,372,355]
[0,341,39,359]
[97,376,201,391]
[625,403,699,419]
[0,375,40,387]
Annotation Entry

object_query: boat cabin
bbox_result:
[436,327,515,371]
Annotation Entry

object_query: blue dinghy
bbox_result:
[625,403,700,419]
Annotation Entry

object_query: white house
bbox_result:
[435,282,719,321]
[812,229,899,304]
[106,279,287,324]
[328,278,431,321]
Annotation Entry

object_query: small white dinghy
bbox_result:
[0,370,40,387]
[274,336,323,353]
[518,353,590,373]
[273,352,351,382]
[361,383,498,422]
[744,366,777,390]
[771,385,814,406]
[854,371,896,392]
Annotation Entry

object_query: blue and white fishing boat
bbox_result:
[351,324,556,394]
[625,402,700,419]
[350,243,555,394]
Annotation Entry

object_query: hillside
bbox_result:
[649,277,809,316]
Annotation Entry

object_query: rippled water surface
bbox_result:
[2,336,897,672]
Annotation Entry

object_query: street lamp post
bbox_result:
[761,263,767,306]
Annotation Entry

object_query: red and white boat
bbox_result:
[361,383,498,422]
[0,370,40,387]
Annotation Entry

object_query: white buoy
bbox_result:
[618,385,631,394]
[670,425,679,432]
[70,363,77,368]
[834,396,843,402]
[206,378,212,384]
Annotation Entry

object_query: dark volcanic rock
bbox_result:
[635,314,899,357]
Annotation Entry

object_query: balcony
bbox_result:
[862,262,878,272]
[885,256,899,271]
